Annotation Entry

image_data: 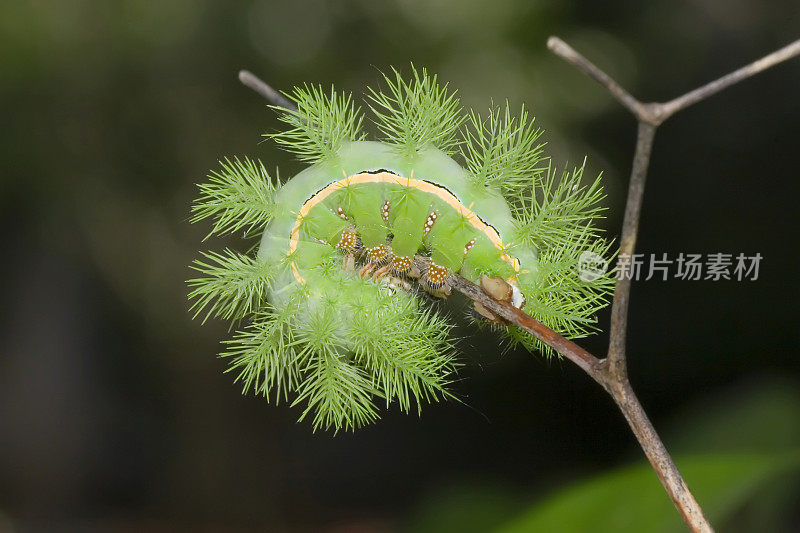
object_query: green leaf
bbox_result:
[664,379,800,456]
[497,451,800,533]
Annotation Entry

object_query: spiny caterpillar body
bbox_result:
[189,67,614,432]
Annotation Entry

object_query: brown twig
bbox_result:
[447,275,604,379]
[607,120,655,380]
[547,35,800,532]
[658,38,800,122]
[238,37,800,530]
[449,272,707,529]
[547,36,800,126]
[238,70,297,111]
[546,36,645,118]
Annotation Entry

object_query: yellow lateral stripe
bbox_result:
[288,172,520,284]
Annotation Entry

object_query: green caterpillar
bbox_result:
[189,67,614,432]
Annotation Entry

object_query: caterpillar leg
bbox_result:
[421,261,452,299]
[406,257,423,280]
[428,284,452,299]
[360,262,377,279]
[379,273,414,293]
[421,281,452,300]
[342,252,356,272]
[371,263,392,282]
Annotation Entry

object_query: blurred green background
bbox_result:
[1,1,799,531]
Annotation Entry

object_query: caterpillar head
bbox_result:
[189,66,614,432]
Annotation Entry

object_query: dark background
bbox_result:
[2,1,799,531]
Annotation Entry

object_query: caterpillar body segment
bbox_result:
[259,142,536,293]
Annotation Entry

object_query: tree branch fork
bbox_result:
[238,36,800,532]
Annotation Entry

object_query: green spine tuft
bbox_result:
[509,226,615,355]
[269,84,365,162]
[506,161,614,353]
[348,287,457,414]
[188,249,276,323]
[191,156,278,238]
[511,160,606,251]
[368,65,465,156]
[222,300,302,404]
[462,103,546,193]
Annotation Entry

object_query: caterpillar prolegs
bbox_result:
[189,68,614,431]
